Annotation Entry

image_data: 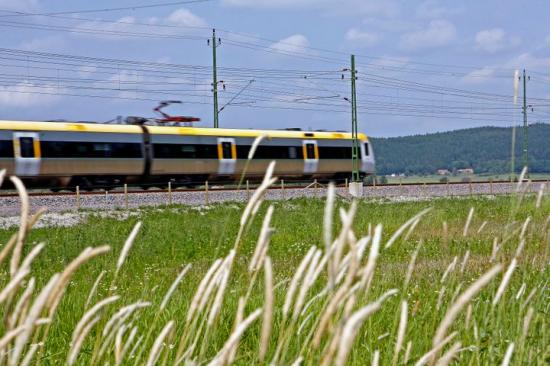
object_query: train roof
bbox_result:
[0,120,369,140]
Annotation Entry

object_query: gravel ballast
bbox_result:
[0,181,544,219]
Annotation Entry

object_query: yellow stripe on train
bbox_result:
[0,120,369,141]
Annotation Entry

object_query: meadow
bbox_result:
[0,169,548,365]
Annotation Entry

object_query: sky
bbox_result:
[1,0,550,137]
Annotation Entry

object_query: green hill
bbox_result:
[370,123,550,175]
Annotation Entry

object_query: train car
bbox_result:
[0,120,375,189]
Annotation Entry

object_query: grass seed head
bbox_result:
[9,176,30,277]
[432,265,502,352]
[160,264,191,311]
[435,341,462,366]
[67,316,101,365]
[259,256,273,362]
[492,258,517,306]
[500,342,515,366]
[392,300,408,366]
[463,207,474,237]
[145,320,174,366]
[116,221,142,273]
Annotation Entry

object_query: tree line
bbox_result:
[370,123,550,175]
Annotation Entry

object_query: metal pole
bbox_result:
[510,125,516,182]
[281,179,285,200]
[350,54,360,182]
[345,178,348,189]
[314,178,318,197]
[212,29,219,128]
[523,69,529,176]
[76,185,80,210]
[246,180,250,200]
[168,181,172,205]
[124,183,128,209]
[490,178,493,195]
[205,181,209,205]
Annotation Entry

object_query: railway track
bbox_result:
[1,178,547,198]
[0,179,546,218]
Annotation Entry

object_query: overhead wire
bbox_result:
[0,0,213,17]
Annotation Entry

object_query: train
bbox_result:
[0,119,375,190]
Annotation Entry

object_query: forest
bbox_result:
[371,123,550,175]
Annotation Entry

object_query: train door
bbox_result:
[217,137,236,175]
[13,132,41,176]
[360,140,375,173]
[302,140,318,174]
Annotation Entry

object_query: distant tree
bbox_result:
[370,123,550,176]
[439,177,449,183]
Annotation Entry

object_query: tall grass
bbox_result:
[0,167,548,365]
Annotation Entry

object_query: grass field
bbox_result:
[0,175,549,365]
[384,173,550,184]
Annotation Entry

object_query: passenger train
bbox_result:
[0,119,375,190]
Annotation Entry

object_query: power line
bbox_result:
[0,9,523,79]
[0,0,213,17]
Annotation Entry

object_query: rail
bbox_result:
[0,177,547,198]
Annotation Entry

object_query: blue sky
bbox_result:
[1,0,550,137]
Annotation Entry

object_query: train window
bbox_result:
[288,146,297,159]
[93,143,111,152]
[182,145,196,158]
[221,141,233,159]
[19,137,35,158]
[0,140,14,158]
[317,146,352,159]
[305,143,315,160]
[364,142,370,156]
[93,143,111,158]
[236,145,250,159]
[77,145,88,155]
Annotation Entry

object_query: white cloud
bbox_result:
[269,34,310,55]
[19,35,66,52]
[505,53,550,70]
[0,0,38,12]
[475,28,520,53]
[74,16,138,40]
[222,0,398,17]
[345,28,379,47]
[416,0,460,19]
[399,19,456,50]
[0,82,63,107]
[223,0,315,7]
[166,8,207,28]
[72,8,207,40]
[77,65,98,78]
[461,67,495,84]
[357,56,410,80]
[362,17,415,33]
